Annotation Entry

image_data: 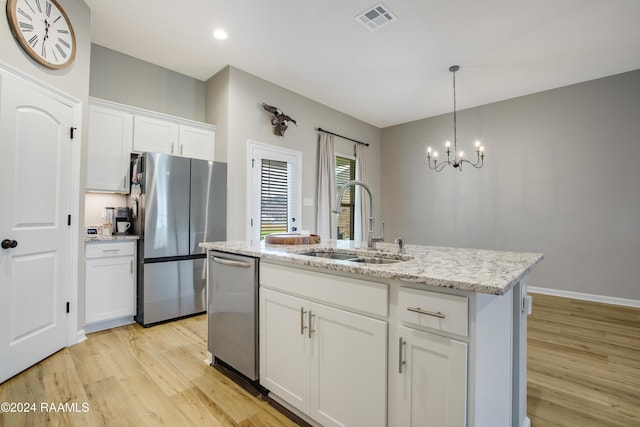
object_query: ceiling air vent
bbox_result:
[355,3,396,31]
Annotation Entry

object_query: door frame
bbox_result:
[0,63,83,347]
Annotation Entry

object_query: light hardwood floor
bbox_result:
[1,294,638,426]
[527,293,640,427]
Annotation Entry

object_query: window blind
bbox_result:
[260,159,289,238]
[335,156,356,239]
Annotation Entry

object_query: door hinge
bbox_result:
[70,127,77,139]
[67,214,71,226]
[66,302,70,313]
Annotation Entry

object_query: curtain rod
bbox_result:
[316,128,369,147]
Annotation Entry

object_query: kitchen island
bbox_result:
[201,239,543,427]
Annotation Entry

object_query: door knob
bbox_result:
[1,239,18,249]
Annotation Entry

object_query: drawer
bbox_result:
[261,263,388,317]
[398,287,468,336]
[86,241,135,259]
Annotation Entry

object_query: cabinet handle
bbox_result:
[130,260,133,274]
[102,249,120,253]
[308,311,315,339]
[407,307,446,319]
[123,174,127,188]
[399,337,406,374]
[171,142,174,153]
[211,256,252,268]
[180,144,183,155]
[300,307,308,335]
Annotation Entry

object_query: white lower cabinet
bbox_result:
[85,241,136,331]
[390,326,467,427]
[260,286,387,427]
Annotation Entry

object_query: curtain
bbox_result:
[316,133,337,239]
[355,143,369,242]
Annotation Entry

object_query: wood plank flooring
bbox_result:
[527,293,640,427]
[1,293,638,426]
[0,315,299,427]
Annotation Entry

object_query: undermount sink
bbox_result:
[300,251,358,260]
[347,257,400,264]
[298,251,402,264]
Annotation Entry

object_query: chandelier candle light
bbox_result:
[427,65,485,172]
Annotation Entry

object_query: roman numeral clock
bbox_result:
[6,0,76,69]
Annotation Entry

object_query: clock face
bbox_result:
[6,0,77,69]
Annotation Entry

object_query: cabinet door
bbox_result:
[85,255,135,324]
[310,303,387,427]
[260,288,311,412]
[179,125,214,160]
[133,115,179,155]
[86,104,133,192]
[391,326,467,427]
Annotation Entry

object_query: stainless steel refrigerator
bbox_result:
[131,152,227,326]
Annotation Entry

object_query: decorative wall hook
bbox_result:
[262,103,297,136]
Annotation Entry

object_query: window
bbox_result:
[260,159,290,238]
[248,141,302,241]
[335,155,356,240]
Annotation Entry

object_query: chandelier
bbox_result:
[427,65,484,172]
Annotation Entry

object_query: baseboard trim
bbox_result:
[528,286,640,308]
[75,329,87,345]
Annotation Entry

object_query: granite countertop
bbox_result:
[200,240,543,295]
[85,235,140,242]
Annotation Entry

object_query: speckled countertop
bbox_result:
[200,240,543,295]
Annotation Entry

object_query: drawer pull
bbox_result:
[407,307,446,319]
[102,249,121,253]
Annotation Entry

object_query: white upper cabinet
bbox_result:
[133,115,179,155]
[179,124,215,161]
[132,114,215,161]
[86,101,133,193]
[86,99,216,193]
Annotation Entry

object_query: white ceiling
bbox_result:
[84,0,640,128]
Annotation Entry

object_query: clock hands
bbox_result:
[41,17,50,57]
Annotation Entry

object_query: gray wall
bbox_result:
[90,44,206,122]
[207,66,381,241]
[381,70,640,300]
[1,0,92,330]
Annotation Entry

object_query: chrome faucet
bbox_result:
[395,237,406,254]
[333,180,384,249]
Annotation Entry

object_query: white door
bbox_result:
[247,141,302,241]
[310,302,387,427]
[0,72,74,383]
[259,288,310,412]
[392,326,468,427]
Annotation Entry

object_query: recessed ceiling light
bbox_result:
[213,29,228,40]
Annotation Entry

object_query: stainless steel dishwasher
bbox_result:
[207,251,259,380]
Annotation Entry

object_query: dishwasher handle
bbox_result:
[211,256,253,268]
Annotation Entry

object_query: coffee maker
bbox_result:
[114,207,131,234]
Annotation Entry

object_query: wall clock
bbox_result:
[6,0,77,69]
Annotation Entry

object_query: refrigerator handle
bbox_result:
[211,256,252,268]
